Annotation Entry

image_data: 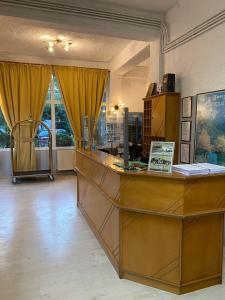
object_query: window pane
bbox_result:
[53,76,62,101]
[0,108,10,148]
[55,104,74,147]
[35,104,51,147]
[46,84,51,101]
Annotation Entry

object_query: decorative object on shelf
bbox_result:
[182,96,192,118]
[45,37,73,53]
[180,143,190,164]
[145,82,157,97]
[142,92,180,163]
[162,73,175,93]
[148,141,175,173]
[195,89,225,166]
[157,81,162,93]
[181,121,191,142]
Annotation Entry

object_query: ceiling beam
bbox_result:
[110,41,150,75]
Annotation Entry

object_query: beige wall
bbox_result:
[121,77,146,112]
[109,73,147,112]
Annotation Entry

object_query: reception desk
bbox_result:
[75,149,225,294]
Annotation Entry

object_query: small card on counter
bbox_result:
[148,141,175,173]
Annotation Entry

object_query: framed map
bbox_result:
[195,90,225,166]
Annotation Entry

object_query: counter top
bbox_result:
[76,149,225,181]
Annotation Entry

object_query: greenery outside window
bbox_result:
[0,108,10,148]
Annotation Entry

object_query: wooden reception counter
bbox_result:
[75,149,225,294]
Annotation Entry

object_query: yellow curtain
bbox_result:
[54,66,109,148]
[0,62,52,171]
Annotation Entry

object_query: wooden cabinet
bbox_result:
[143,92,180,162]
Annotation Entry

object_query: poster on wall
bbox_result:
[148,141,175,173]
[195,90,225,166]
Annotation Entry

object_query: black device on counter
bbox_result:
[162,73,175,93]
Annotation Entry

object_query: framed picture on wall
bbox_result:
[182,96,192,118]
[195,89,225,165]
[181,121,191,142]
[180,143,190,164]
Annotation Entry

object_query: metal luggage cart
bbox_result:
[10,118,54,184]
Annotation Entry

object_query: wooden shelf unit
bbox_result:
[142,92,180,162]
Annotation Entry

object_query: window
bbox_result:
[37,75,75,148]
[0,108,10,148]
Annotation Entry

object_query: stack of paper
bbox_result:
[173,163,225,176]
[173,164,209,176]
[195,163,225,174]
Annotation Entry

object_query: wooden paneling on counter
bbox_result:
[75,150,225,294]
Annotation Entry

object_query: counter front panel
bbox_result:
[75,150,225,294]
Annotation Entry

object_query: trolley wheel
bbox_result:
[48,174,54,181]
[12,177,17,184]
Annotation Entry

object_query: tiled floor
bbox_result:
[0,175,225,300]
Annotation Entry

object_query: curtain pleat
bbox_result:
[54,66,109,148]
[0,62,52,171]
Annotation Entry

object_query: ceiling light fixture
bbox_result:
[48,41,55,53]
[63,40,72,52]
[46,38,72,53]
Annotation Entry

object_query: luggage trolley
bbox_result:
[10,118,54,184]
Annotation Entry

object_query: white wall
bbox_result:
[164,0,225,97]
[110,73,147,112]
[0,149,11,177]
[121,77,146,112]
[166,0,225,41]
[0,149,58,177]
[163,2,225,240]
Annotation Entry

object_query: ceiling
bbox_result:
[94,0,178,13]
[0,0,178,67]
[0,16,132,63]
